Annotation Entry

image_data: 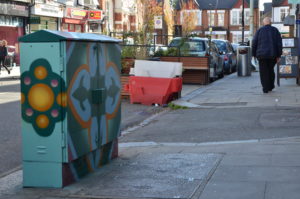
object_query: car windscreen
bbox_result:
[213,41,227,52]
[170,40,206,52]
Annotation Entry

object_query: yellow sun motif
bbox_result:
[36,114,49,129]
[21,93,25,104]
[28,83,54,112]
[34,66,48,80]
[56,92,67,107]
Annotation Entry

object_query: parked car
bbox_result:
[148,44,168,56]
[231,43,240,53]
[212,39,237,74]
[169,37,223,79]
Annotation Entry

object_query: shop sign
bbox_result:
[72,9,87,18]
[154,16,163,29]
[31,3,64,18]
[12,0,31,2]
[88,11,102,20]
[0,1,29,17]
[65,8,87,19]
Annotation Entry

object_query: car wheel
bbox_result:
[218,65,224,78]
[210,66,217,82]
[229,63,232,73]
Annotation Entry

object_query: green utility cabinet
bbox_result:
[19,30,121,188]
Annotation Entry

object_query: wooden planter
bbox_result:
[121,74,130,99]
[121,58,135,99]
[121,58,135,74]
[160,56,210,85]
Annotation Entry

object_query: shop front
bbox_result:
[88,10,103,33]
[30,3,63,32]
[62,8,87,33]
[0,0,30,64]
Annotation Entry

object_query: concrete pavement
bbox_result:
[1,70,300,199]
[0,66,20,79]
[174,71,300,108]
[1,137,300,199]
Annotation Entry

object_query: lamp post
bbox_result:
[209,3,213,36]
[241,0,245,44]
[249,0,254,46]
[208,3,213,56]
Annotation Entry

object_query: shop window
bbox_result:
[62,23,68,31]
[69,24,75,32]
[89,23,100,32]
[280,7,289,22]
[75,25,82,32]
[0,16,23,27]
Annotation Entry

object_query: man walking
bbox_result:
[252,17,282,93]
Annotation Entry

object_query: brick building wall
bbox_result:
[174,0,260,43]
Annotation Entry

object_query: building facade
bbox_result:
[0,0,31,64]
[272,0,290,37]
[174,0,260,43]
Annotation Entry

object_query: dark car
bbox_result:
[169,37,223,79]
[212,39,237,74]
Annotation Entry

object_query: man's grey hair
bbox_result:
[263,17,272,25]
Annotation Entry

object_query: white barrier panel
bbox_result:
[132,60,183,78]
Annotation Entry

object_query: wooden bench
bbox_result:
[159,56,210,84]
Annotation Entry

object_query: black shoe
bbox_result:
[263,89,268,93]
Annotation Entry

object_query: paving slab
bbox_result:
[220,154,271,166]
[175,72,300,108]
[265,182,300,199]
[210,165,300,182]
[74,153,222,199]
[0,153,222,199]
[271,154,300,166]
[120,107,300,144]
[199,181,265,199]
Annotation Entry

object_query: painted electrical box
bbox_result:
[19,30,121,188]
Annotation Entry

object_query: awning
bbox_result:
[62,18,86,24]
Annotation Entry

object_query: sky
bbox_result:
[259,0,272,10]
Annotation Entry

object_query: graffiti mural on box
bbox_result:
[63,41,121,183]
[21,42,121,185]
[21,58,67,137]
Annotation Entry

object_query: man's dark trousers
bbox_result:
[258,58,277,92]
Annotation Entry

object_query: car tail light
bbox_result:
[205,52,209,57]
[224,55,228,61]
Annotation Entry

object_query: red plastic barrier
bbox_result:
[125,76,182,105]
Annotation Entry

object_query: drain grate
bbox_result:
[199,102,248,106]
